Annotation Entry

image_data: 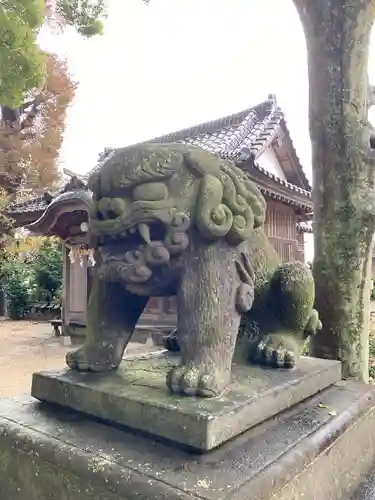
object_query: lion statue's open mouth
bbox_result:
[94,213,190,286]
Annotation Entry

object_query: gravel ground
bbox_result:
[0,319,160,397]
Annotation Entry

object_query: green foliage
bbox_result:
[0,0,46,107]
[0,244,13,282]
[33,237,62,301]
[0,190,12,234]
[2,260,31,319]
[56,0,106,36]
[371,278,375,301]
[0,236,62,320]
[0,0,106,109]
[1,0,151,109]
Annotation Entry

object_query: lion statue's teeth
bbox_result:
[138,223,151,244]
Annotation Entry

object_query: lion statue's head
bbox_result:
[88,143,266,287]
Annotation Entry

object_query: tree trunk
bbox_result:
[293,0,375,380]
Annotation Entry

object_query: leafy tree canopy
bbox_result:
[55,0,106,37]
[0,0,46,107]
[0,0,106,108]
[32,237,62,300]
[0,55,77,194]
[0,235,62,314]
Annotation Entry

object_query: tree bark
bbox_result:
[293,0,375,380]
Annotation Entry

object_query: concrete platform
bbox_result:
[31,351,341,451]
[2,381,375,500]
[352,471,375,500]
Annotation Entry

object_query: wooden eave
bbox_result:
[243,162,313,214]
[25,191,92,242]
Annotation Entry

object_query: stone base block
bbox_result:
[2,382,375,500]
[351,466,375,500]
[31,352,341,451]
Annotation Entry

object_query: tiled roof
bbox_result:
[92,95,310,194]
[4,176,87,216]
[5,95,311,217]
[146,94,310,192]
[249,162,311,198]
[145,96,282,161]
[5,193,52,216]
[278,119,311,191]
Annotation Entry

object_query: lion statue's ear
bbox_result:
[184,148,221,177]
[184,147,267,245]
[196,174,234,240]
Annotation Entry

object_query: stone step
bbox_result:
[1,380,375,499]
[351,469,375,499]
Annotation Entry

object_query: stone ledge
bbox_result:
[31,352,341,451]
[1,382,375,500]
[351,466,375,500]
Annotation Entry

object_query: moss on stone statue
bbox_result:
[67,143,321,398]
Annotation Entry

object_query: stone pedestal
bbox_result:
[2,352,374,500]
[31,352,341,451]
[2,381,375,500]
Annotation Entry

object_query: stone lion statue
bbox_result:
[66,143,321,397]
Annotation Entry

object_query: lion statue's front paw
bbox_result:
[166,364,229,397]
[66,340,124,372]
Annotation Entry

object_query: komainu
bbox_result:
[66,143,321,397]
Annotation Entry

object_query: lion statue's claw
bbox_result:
[166,364,228,398]
[66,340,124,373]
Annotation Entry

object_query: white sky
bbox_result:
[40,0,375,181]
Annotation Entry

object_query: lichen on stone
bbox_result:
[67,142,321,397]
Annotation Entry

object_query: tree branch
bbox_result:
[20,95,41,131]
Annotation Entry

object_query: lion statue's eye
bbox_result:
[132,183,168,202]
[96,197,128,219]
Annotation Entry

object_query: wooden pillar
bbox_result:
[61,244,69,335]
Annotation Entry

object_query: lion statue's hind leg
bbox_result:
[248,261,321,369]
